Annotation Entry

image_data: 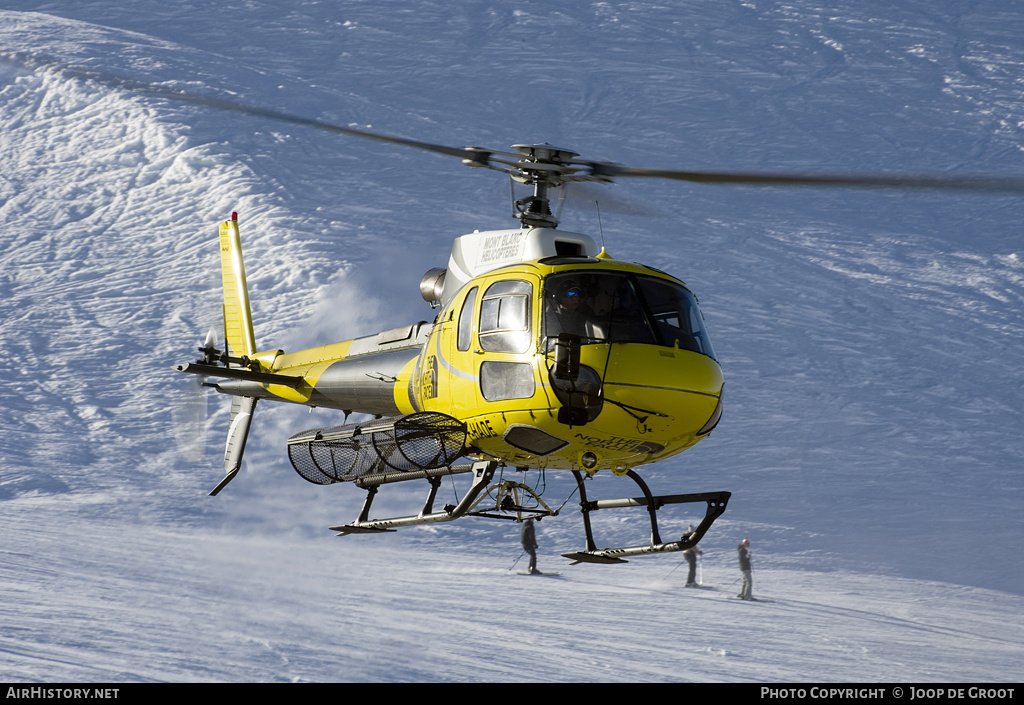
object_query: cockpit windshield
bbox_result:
[543,270,716,359]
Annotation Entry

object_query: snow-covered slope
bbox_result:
[0,0,1022,682]
[3,504,1021,683]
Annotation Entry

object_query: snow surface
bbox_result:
[1,0,1022,683]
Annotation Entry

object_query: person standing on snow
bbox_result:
[682,525,702,587]
[521,517,541,575]
[737,538,753,600]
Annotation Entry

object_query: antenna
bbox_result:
[596,200,606,253]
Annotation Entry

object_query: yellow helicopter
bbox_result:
[169,100,1024,564]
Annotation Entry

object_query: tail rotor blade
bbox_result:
[171,373,208,463]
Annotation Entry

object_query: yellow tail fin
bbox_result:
[219,213,257,359]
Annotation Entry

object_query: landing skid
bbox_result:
[330,460,565,536]
[562,470,730,564]
[329,461,728,558]
[330,460,497,535]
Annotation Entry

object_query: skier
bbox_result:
[737,538,753,600]
[682,525,702,586]
[521,517,541,575]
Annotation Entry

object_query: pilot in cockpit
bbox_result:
[547,276,617,344]
[545,279,591,338]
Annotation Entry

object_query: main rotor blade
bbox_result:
[150,89,481,161]
[583,163,1024,194]
[13,52,1024,195]
[5,53,485,162]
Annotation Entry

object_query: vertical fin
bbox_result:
[210,213,258,496]
[219,213,257,359]
[210,396,258,496]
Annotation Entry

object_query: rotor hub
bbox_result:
[505,144,580,228]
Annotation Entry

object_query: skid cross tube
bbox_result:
[330,461,497,535]
[563,469,730,564]
[465,480,559,521]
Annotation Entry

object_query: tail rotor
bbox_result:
[170,330,218,463]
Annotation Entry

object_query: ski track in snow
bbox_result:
[0,0,1022,682]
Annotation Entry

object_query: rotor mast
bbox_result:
[463,143,600,229]
[509,144,578,229]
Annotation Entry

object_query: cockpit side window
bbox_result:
[478,279,532,354]
[457,286,477,351]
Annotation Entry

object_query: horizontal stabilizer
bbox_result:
[175,362,303,388]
